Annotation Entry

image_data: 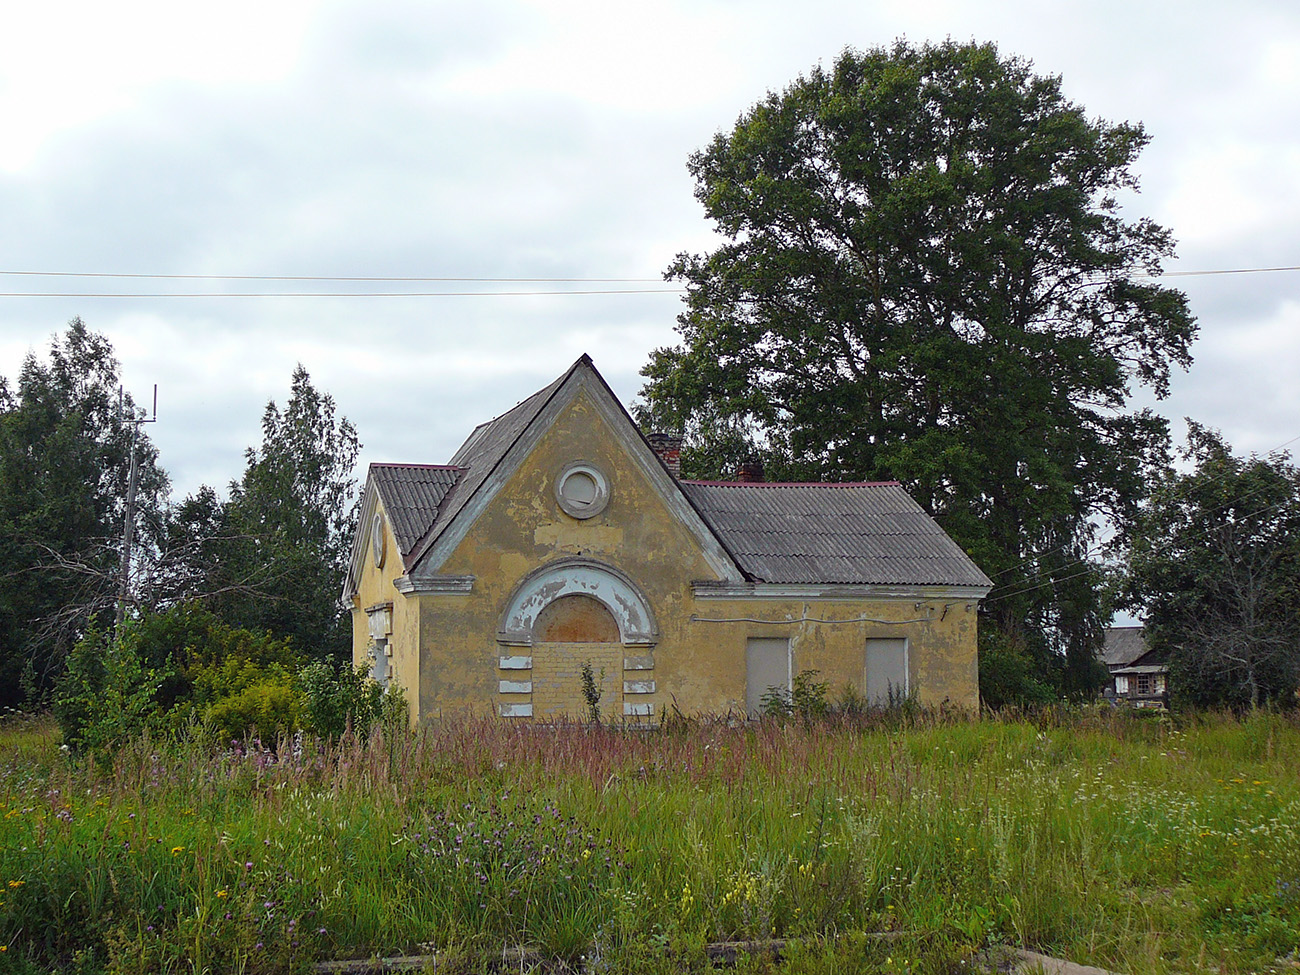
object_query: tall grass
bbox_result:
[0,708,1297,973]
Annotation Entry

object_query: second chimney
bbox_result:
[736,457,765,483]
[647,432,683,478]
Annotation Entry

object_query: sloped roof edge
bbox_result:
[406,355,746,583]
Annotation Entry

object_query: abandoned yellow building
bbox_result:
[343,356,992,723]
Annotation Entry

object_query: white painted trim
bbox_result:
[623,655,654,671]
[624,680,655,694]
[394,574,475,595]
[623,702,654,717]
[499,703,533,718]
[555,462,610,519]
[497,557,658,647]
[341,480,382,603]
[692,582,991,601]
[499,680,533,694]
[498,656,533,670]
[408,361,745,583]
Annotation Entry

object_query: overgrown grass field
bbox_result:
[0,709,1297,974]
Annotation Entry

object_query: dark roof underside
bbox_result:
[369,464,462,557]
[681,482,992,587]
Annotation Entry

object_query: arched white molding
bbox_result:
[497,558,658,647]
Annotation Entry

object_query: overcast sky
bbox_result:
[1,0,1297,502]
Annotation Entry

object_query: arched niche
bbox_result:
[497,558,658,647]
[535,595,621,643]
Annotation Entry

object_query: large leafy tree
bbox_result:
[639,41,1196,695]
[1127,424,1300,710]
[0,320,167,704]
[174,366,361,662]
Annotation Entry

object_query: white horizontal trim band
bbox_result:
[691,582,990,601]
[395,574,476,594]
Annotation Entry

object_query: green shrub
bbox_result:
[297,660,385,738]
[204,680,304,745]
[978,632,1056,710]
[791,669,829,721]
[54,605,318,751]
[53,625,164,757]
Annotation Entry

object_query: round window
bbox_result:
[371,512,387,568]
[555,463,610,519]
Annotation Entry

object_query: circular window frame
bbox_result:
[555,462,610,520]
[371,512,387,568]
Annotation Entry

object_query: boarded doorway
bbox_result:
[746,637,791,716]
[865,637,908,705]
[531,595,621,719]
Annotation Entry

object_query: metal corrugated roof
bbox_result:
[680,481,993,587]
[369,464,462,559]
[402,367,573,569]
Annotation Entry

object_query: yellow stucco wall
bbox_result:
[349,495,420,724]
[357,385,980,722]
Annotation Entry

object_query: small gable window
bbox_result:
[555,463,610,519]
[371,513,387,568]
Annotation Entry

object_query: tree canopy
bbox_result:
[0,320,167,704]
[638,40,1197,696]
[1127,423,1300,710]
[0,323,363,708]
[176,365,361,662]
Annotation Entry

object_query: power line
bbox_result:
[1159,265,1300,278]
[983,431,1300,585]
[0,289,683,298]
[0,270,667,283]
[0,261,1296,287]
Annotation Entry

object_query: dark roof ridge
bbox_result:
[370,462,464,471]
[406,355,590,571]
[681,479,902,488]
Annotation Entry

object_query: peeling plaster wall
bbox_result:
[349,496,420,724]
[403,387,980,721]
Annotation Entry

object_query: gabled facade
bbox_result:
[343,356,992,724]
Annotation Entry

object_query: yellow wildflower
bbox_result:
[7,881,23,888]
[171,846,184,856]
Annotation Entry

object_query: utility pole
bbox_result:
[116,385,157,634]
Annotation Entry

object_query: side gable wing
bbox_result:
[341,463,461,602]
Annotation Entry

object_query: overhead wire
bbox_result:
[0,289,683,298]
[0,261,1293,297]
[982,434,1300,595]
[986,491,1300,605]
[0,270,667,282]
[981,431,1300,587]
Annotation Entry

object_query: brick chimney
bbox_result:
[647,432,683,478]
[736,457,765,483]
